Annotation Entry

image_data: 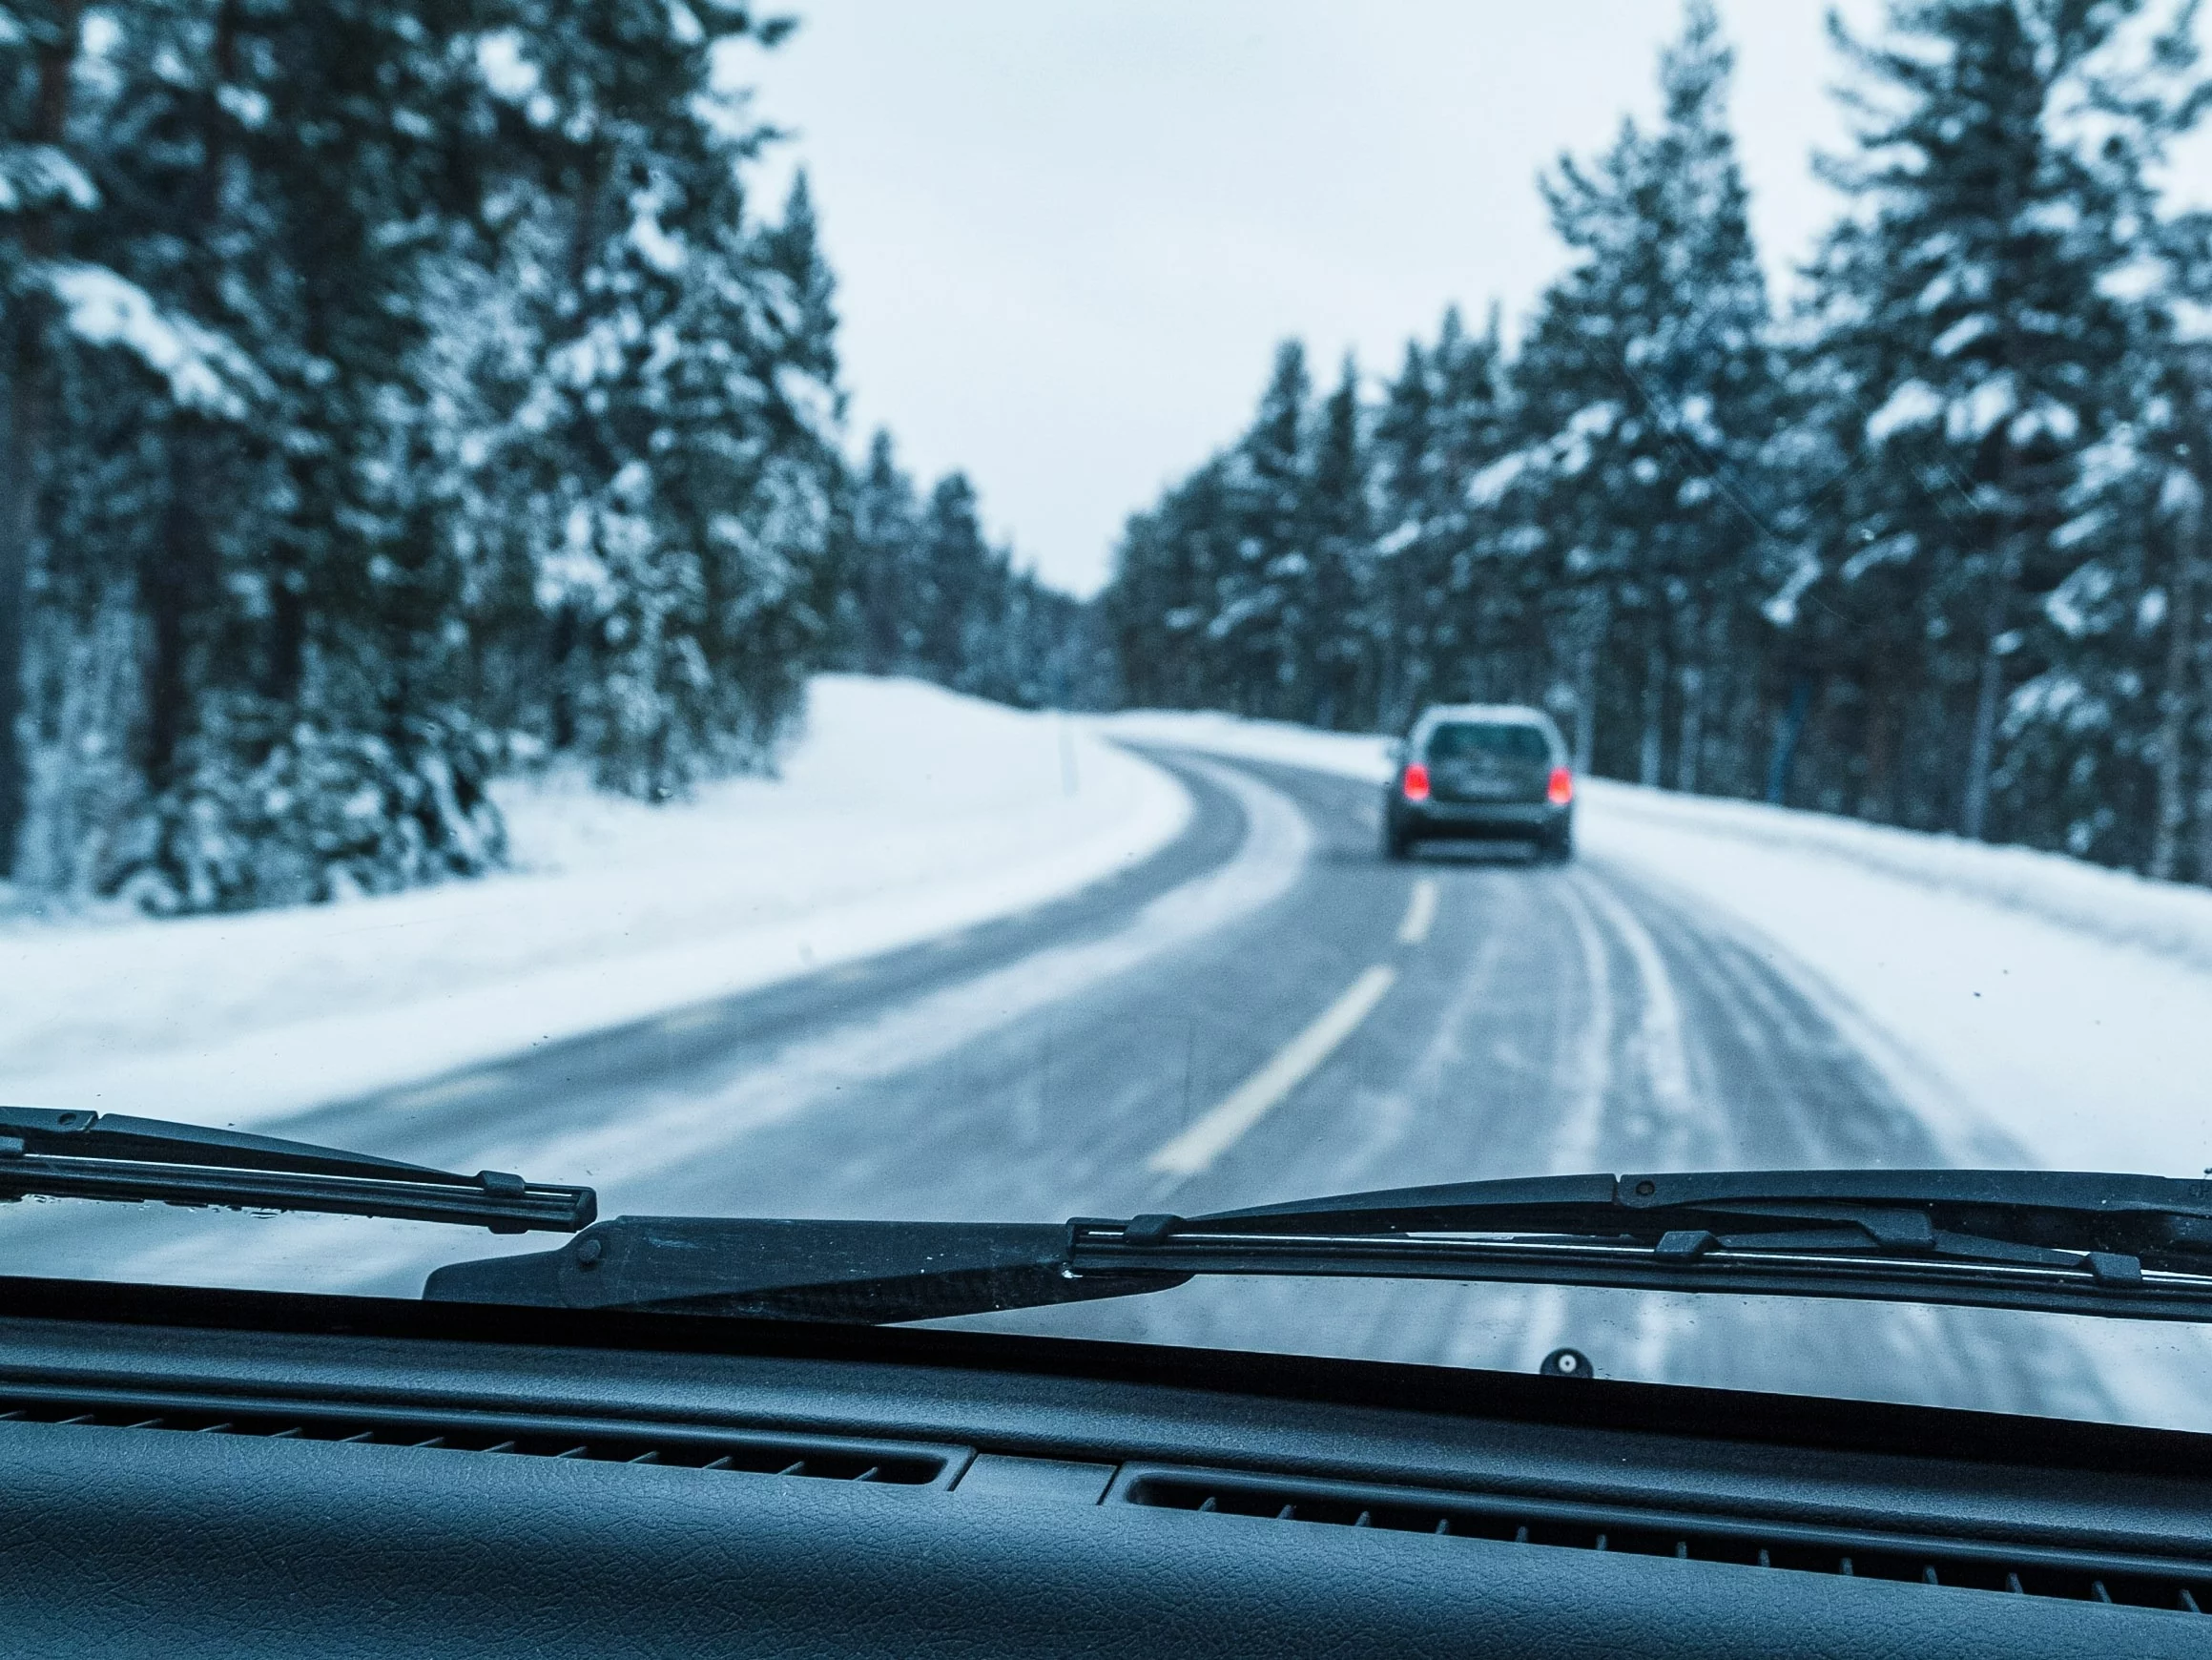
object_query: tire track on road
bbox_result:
[1546,853,2123,1421]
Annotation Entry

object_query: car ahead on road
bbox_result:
[1383,705,1575,863]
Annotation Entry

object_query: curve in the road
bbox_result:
[0,742,2145,1427]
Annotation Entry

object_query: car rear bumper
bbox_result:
[1391,799,1568,840]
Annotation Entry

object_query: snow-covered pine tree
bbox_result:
[840,428,925,674]
[1368,336,1437,730]
[2016,0,2212,875]
[0,1,214,886]
[3,0,494,907]
[1807,0,2135,844]
[124,0,524,906]
[911,471,993,689]
[2135,220,2212,882]
[1422,304,1525,714]
[706,166,847,755]
[1504,0,1778,790]
[1105,458,1237,711]
[1302,353,1371,729]
[1214,340,1312,718]
[1363,305,1523,732]
[0,0,94,878]
[486,5,839,804]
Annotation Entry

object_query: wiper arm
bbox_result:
[0,1105,592,1234]
[424,1168,2212,1324]
[428,1217,1188,1321]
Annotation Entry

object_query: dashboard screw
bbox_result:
[1634,1180,1656,1197]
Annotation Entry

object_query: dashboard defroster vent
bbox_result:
[0,1390,962,1488]
[1117,1466,2212,1617]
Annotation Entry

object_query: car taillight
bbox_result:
[1547,766,1574,806]
[1401,762,1430,802]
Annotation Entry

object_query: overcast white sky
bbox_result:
[738,2,2124,595]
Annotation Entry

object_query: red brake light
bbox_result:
[1401,762,1430,802]
[1547,766,1574,806]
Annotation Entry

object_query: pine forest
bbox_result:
[7,0,2212,916]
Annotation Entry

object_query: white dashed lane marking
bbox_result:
[1147,964,1399,1179]
[1397,877,1438,946]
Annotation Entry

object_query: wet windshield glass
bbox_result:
[4,1,2212,1434]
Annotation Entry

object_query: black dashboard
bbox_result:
[0,1276,2206,1657]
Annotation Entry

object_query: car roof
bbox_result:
[1415,703,1552,727]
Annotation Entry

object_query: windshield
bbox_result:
[4,0,2212,1434]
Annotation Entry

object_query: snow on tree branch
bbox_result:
[40,263,263,419]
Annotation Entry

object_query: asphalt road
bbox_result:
[0,746,2133,1421]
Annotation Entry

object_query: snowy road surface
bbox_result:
[0,746,2192,1426]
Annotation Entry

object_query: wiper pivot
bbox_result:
[425,1218,1184,1319]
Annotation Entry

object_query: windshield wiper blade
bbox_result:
[424,1169,2212,1323]
[1061,1168,2212,1322]
[0,1105,593,1234]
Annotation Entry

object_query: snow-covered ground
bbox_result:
[0,677,1188,1128]
[1100,709,2212,1182]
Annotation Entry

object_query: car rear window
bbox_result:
[1427,723,1551,763]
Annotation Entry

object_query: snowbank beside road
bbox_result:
[1099,708,2212,1180]
[1106,710,1398,785]
[1585,779,2212,979]
[1575,790,2212,1181]
[0,677,1188,1128]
